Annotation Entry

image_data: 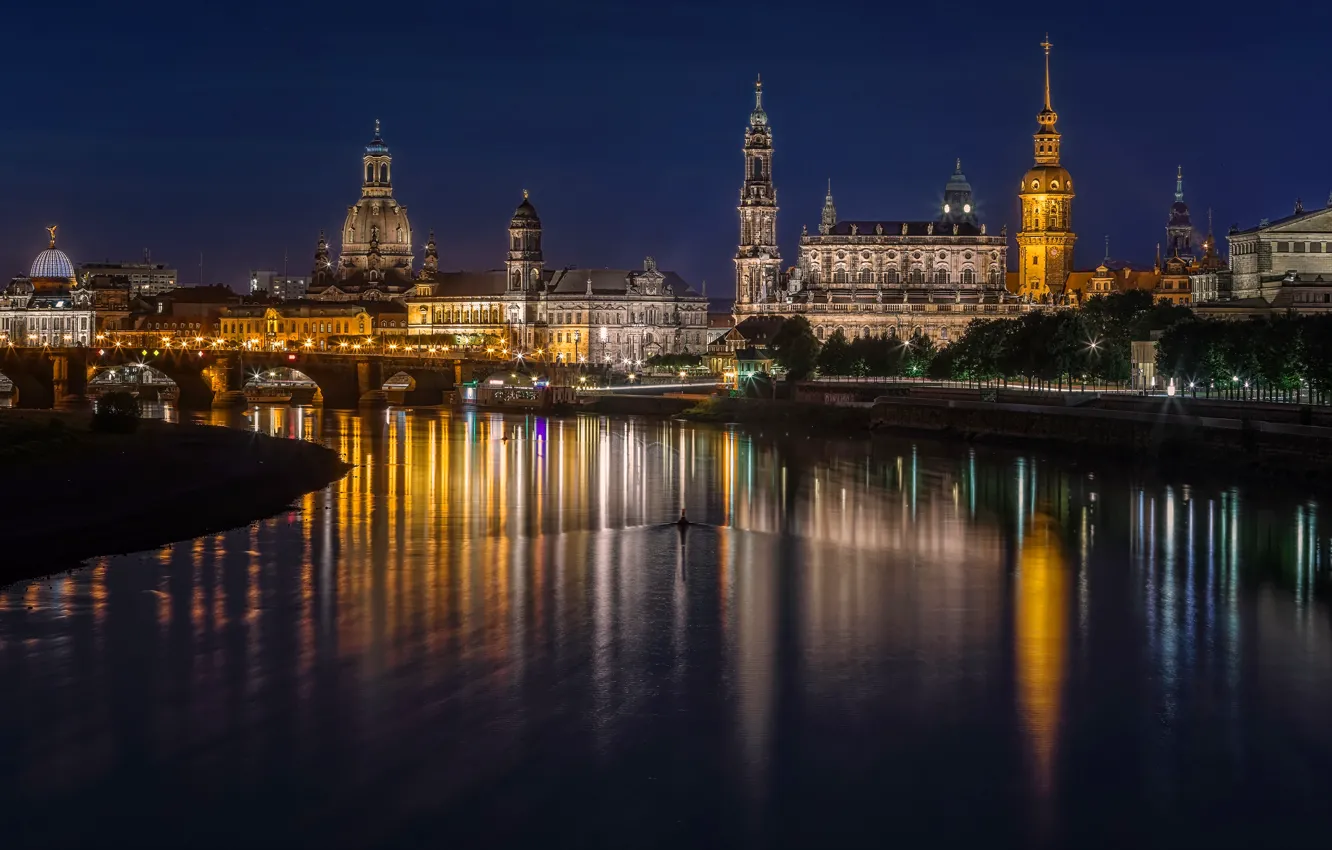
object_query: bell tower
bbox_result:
[362,119,392,198]
[1016,37,1077,301]
[506,191,543,292]
[734,76,781,313]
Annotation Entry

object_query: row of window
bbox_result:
[811,324,950,341]
[222,319,367,335]
[809,268,996,286]
[1275,241,1328,254]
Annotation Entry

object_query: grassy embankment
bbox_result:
[0,411,351,584]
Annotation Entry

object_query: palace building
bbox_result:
[404,194,709,366]
[1,227,94,347]
[307,122,416,301]
[732,78,1022,343]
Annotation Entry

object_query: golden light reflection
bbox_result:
[1015,510,1068,800]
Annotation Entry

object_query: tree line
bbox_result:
[768,291,1193,388]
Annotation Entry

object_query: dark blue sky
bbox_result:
[4,1,1328,295]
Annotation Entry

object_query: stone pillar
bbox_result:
[357,358,387,408]
[210,352,248,408]
[52,352,91,410]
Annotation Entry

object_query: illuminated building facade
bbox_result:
[1015,38,1077,301]
[307,122,416,302]
[405,194,708,366]
[1,227,94,346]
[731,79,1019,344]
[218,301,407,350]
[80,258,177,297]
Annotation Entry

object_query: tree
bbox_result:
[769,315,820,381]
[816,329,853,375]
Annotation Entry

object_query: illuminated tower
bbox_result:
[506,190,543,292]
[1016,37,1076,301]
[339,121,413,275]
[1166,166,1194,262]
[734,76,780,311]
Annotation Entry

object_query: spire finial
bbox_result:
[955,157,962,172]
[1104,235,1110,262]
[1041,35,1053,112]
[45,224,57,248]
[374,118,380,137]
[1175,166,1184,203]
[826,178,832,197]
[1208,207,1213,234]
[755,73,762,108]
[523,188,529,200]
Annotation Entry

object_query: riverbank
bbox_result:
[1,411,351,584]
[869,395,1332,482]
[676,397,872,430]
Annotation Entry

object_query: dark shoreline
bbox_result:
[2,412,351,586]
[661,394,1332,494]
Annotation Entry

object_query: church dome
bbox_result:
[342,198,413,258]
[31,244,74,280]
[510,192,540,227]
[1020,165,1074,195]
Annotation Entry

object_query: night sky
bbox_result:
[5,1,1328,297]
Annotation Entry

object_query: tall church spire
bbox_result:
[820,179,837,234]
[1033,36,1061,166]
[1175,166,1184,203]
[734,76,780,312]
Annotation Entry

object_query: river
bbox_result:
[2,407,1330,848]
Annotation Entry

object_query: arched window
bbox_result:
[366,164,374,183]
[751,157,762,179]
[816,326,825,340]
[909,268,924,285]
[887,268,901,286]
[833,270,848,285]
[961,268,975,285]
[859,268,873,285]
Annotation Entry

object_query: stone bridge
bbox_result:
[0,348,576,409]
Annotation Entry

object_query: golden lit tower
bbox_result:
[1016,37,1076,301]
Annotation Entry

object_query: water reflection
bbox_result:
[2,407,1332,847]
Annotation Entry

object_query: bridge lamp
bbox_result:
[161,337,171,345]
[304,339,314,348]
[353,344,362,351]
[389,343,398,351]
[340,341,349,348]
[195,337,203,344]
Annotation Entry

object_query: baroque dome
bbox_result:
[1020,165,1074,194]
[510,192,540,226]
[342,198,413,258]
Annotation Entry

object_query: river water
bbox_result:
[2,407,1331,848]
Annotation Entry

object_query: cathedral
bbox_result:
[307,122,416,301]
[732,78,1020,344]
[305,123,710,366]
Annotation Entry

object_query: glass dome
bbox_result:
[30,247,75,280]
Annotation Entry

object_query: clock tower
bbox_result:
[1016,38,1076,301]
